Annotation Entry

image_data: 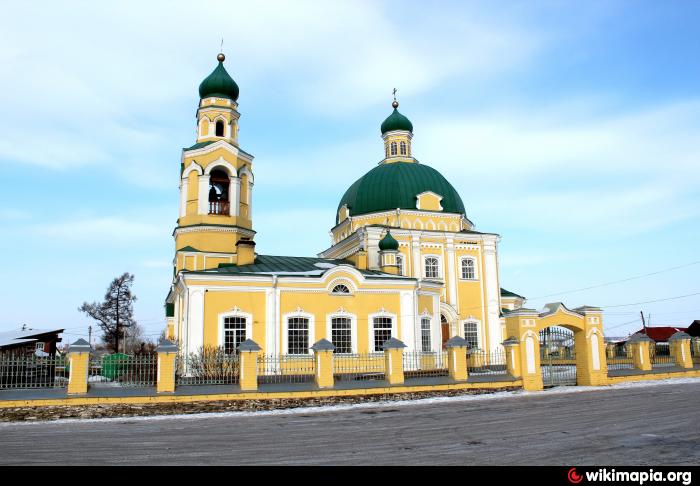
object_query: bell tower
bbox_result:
[173,53,256,273]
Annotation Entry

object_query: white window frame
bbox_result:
[326,311,358,354]
[218,309,253,353]
[282,311,315,356]
[459,256,478,280]
[399,141,407,155]
[463,319,481,350]
[420,317,432,352]
[390,141,397,156]
[396,254,404,276]
[423,255,441,279]
[368,311,398,353]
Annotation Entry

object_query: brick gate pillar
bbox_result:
[505,309,543,391]
[669,332,693,369]
[382,337,406,385]
[628,333,653,371]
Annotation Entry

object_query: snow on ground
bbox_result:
[1,376,697,427]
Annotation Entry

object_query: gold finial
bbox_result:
[392,88,399,108]
[217,38,225,62]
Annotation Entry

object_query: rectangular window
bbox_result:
[373,317,393,352]
[331,317,352,354]
[396,254,403,276]
[425,256,440,279]
[464,321,479,349]
[288,317,310,355]
[461,259,475,279]
[421,318,432,352]
[224,317,247,354]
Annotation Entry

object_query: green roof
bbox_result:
[182,140,254,159]
[177,245,200,252]
[501,288,525,299]
[378,231,399,251]
[337,161,466,223]
[381,108,413,134]
[165,303,174,318]
[199,60,239,101]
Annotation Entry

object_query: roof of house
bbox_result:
[500,288,525,299]
[0,328,64,349]
[631,326,688,342]
[185,254,416,280]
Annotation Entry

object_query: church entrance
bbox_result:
[441,314,450,349]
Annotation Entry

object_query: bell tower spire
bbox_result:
[380,90,414,163]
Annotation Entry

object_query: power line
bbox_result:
[601,291,700,309]
[527,260,700,301]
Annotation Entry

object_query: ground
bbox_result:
[0,379,697,465]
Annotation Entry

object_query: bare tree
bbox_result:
[79,273,137,353]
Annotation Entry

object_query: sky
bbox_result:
[0,0,698,343]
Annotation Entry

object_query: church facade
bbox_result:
[165,53,527,358]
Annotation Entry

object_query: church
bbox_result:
[165,53,528,358]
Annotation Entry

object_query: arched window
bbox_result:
[396,254,403,276]
[424,256,440,279]
[390,141,397,156]
[420,317,432,352]
[215,120,225,137]
[400,141,407,155]
[287,317,310,355]
[460,258,476,279]
[208,169,230,215]
[385,146,390,158]
[223,316,246,354]
[331,284,350,294]
[463,321,479,349]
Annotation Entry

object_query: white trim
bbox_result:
[282,310,315,356]
[423,254,442,279]
[182,161,203,178]
[368,310,398,353]
[204,157,238,176]
[462,318,482,349]
[218,308,253,352]
[458,255,479,280]
[326,311,358,354]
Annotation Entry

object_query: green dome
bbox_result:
[199,59,240,101]
[337,162,466,223]
[378,231,399,251]
[381,108,413,134]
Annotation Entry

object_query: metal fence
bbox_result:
[176,352,240,386]
[88,354,157,387]
[403,351,449,379]
[608,345,634,371]
[467,349,507,375]
[650,343,674,368]
[334,353,386,382]
[257,354,315,385]
[0,355,69,389]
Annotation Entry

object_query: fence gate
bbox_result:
[539,326,577,386]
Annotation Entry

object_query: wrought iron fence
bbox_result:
[650,343,674,368]
[607,345,634,371]
[176,350,240,386]
[467,349,507,375]
[88,354,157,387]
[403,351,449,379]
[334,353,386,382]
[257,354,315,384]
[0,355,69,389]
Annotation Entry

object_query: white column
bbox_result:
[198,174,210,215]
[230,176,240,217]
[411,234,421,278]
[265,288,275,354]
[483,237,502,352]
[179,178,188,218]
[367,230,382,269]
[247,181,253,219]
[400,290,416,351]
[446,238,457,308]
[187,289,204,355]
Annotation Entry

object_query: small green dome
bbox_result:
[199,56,240,101]
[337,161,466,223]
[378,231,399,251]
[381,108,413,134]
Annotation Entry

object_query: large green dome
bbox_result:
[380,108,413,134]
[199,56,240,101]
[337,162,466,223]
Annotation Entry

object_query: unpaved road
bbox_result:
[0,381,698,465]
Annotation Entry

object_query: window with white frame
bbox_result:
[396,254,404,275]
[390,141,397,156]
[287,317,310,355]
[373,317,393,352]
[460,258,476,279]
[223,316,247,354]
[420,318,432,352]
[424,256,440,279]
[331,284,350,294]
[463,321,479,349]
[331,317,352,354]
[400,141,407,155]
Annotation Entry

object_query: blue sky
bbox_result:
[0,1,698,343]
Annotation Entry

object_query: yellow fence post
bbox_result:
[628,333,653,371]
[445,336,469,382]
[693,338,700,362]
[156,340,178,393]
[503,337,521,378]
[67,339,91,395]
[238,339,261,391]
[669,331,693,369]
[382,337,406,385]
[311,339,335,389]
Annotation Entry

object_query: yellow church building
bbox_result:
[164,53,605,375]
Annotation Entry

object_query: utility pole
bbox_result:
[640,311,647,335]
[88,326,92,347]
